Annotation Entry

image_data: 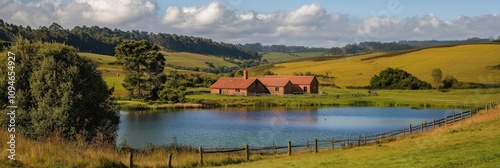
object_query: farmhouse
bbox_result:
[210,70,319,95]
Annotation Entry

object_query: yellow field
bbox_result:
[251,44,500,88]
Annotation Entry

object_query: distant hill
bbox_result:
[0,20,260,60]
[250,43,500,88]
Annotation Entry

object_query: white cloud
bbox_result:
[0,1,499,47]
[73,0,157,25]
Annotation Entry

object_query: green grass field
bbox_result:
[79,52,219,97]
[188,88,500,108]
[252,44,500,88]
[262,52,325,63]
[161,51,237,68]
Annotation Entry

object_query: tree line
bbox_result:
[0,20,261,60]
[238,43,328,53]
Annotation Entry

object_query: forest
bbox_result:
[0,20,261,60]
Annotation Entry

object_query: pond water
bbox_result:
[117,107,462,148]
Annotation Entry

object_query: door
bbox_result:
[219,89,222,94]
[303,86,308,93]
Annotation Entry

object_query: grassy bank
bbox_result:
[185,88,500,109]
[1,105,498,167]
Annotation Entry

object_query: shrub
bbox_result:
[370,67,431,90]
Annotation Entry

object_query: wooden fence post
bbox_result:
[129,150,134,168]
[273,141,276,154]
[357,134,361,147]
[409,124,412,134]
[444,116,447,125]
[420,122,424,132]
[245,144,250,161]
[403,127,405,136]
[314,139,318,153]
[167,153,173,168]
[288,141,292,156]
[331,138,334,150]
[346,137,349,148]
[199,146,203,167]
[307,139,310,148]
[432,120,435,129]
[364,136,367,145]
[453,113,456,123]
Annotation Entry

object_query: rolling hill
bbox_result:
[262,52,326,63]
[250,44,500,88]
[79,51,224,96]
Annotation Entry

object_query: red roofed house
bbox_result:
[264,75,319,94]
[210,70,318,95]
[258,78,294,95]
[210,70,269,95]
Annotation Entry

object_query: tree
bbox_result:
[115,40,166,99]
[442,75,459,89]
[159,71,187,103]
[431,68,443,90]
[0,38,119,142]
[370,68,431,90]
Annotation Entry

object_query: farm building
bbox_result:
[210,70,319,95]
[263,75,319,94]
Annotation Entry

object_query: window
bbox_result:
[275,87,280,92]
[236,89,241,92]
[255,82,258,87]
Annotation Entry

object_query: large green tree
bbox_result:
[115,40,166,99]
[0,38,119,142]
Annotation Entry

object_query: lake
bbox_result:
[117,107,462,149]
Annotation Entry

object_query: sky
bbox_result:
[1,0,499,47]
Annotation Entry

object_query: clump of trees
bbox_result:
[116,40,216,102]
[370,68,431,90]
[0,38,119,143]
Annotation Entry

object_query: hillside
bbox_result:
[0,20,260,59]
[251,44,500,88]
[79,52,220,97]
[262,52,325,63]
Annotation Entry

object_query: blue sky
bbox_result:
[1,0,499,47]
[157,0,499,20]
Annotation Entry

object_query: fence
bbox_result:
[128,101,497,168]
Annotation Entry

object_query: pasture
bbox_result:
[252,44,500,88]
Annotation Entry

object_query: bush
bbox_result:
[0,39,119,142]
[370,68,431,90]
[442,75,459,89]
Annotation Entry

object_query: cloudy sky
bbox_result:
[0,0,499,47]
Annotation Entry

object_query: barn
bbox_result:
[210,70,319,95]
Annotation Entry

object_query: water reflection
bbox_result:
[117,107,462,148]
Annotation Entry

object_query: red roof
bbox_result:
[263,75,316,85]
[258,78,291,87]
[210,78,258,89]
